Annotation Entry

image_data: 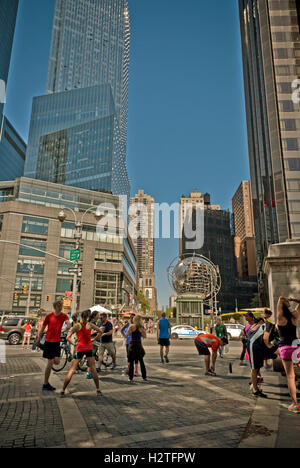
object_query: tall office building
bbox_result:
[239,0,300,281]
[180,191,236,312]
[232,181,257,280]
[0,0,19,117]
[130,190,158,313]
[25,0,130,197]
[0,115,26,182]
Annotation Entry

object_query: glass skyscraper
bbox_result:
[239,0,300,280]
[0,115,26,182]
[0,0,19,116]
[25,0,130,197]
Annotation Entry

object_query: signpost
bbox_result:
[70,249,81,261]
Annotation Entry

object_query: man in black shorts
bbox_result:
[157,313,171,363]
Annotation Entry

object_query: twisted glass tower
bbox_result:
[25,0,130,197]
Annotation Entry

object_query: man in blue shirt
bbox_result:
[98,313,116,370]
[157,313,171,363]
[121,316,139,376]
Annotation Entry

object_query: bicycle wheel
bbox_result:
[52,347,68,372]
[78,356,88,372]
[102,350,113,368]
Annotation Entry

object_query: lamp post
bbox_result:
[26,265,34,317]
[57,207,101,317]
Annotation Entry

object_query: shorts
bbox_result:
[159,338,170,347]
[24,333,31,338]
[247,341,264,370]
[74,349,93,360]
[279,345,299,361]
[43,342,61,360]
[195,339,210,356]
[98,342,116,357]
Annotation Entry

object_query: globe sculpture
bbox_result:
[168,254,221,302]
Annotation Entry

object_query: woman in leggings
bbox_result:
[277,296,300,413]
[126,316,147,382]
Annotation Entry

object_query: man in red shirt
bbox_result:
[195,333,228,376]
[36,300,70,391]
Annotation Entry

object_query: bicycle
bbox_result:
[52,334,87,373]
[77,341,116,372]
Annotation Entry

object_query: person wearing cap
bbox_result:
[194,333,228,376]
[239,312,255,366]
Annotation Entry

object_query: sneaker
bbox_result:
[86,373,93,380]
[134,370,138,376]
[210,368,217,376]
[205,370,215,376]
[258,377,264,384]
[160,359,164,364]
[252,390,268,398]
[124,368,129,374]
[164,355,169,363]
[42,383,56,392]
[288,404,300,414]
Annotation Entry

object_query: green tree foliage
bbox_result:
[137,291,150,314]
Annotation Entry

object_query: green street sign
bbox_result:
[70,249,81,261]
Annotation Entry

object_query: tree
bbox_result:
[250,293,260,308]
[137,291,150,314]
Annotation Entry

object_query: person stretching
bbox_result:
[61,310,103,396]
[194,333,228,376]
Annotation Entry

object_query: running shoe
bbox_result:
[205,370,216,376]
[288,404,300,414]
[258,377,264,384]
[252,390,268,398]
[42,383,56,392]
[134,370,138,376]
[86,373,93,380]
[124,368,129,374]
[160,359,164,364]
[209,369,217,376]
[164,355,169,363]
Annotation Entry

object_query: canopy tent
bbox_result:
[90,305,112,315]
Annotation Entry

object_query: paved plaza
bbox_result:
[0,338,299,449]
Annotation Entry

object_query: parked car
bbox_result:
[223,323,244,341]
[0,316,37,345]
[171,325,207,340]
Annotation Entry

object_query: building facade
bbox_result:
[0,115,26,182]
[232,180,257,280]
[130,190,158,312]
[180,191,236,312]
[25,0,130,196]
[239,0,300,284]
[0,0,19,116]
[0,178,137,315]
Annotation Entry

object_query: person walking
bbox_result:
[121,317,139,376]
[36,300,70,392]
[22,320,32,349]
[126,316,147,382]
[240,312,255,366]
[60,310,102,396]
[157,313,171,364]
[194,333,228,376]
[277,296,300,413]
[215,318,227,358]
[98,313,116,370]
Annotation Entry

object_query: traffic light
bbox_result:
[23,284,28,295]
[47,296,50,302]
[13,293,18,301]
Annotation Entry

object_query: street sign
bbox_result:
[68,267,82,274]
[70,249,81,261]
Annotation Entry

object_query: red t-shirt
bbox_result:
[76,322,93,353]
[196,334,221,353]
[43,313,69,343]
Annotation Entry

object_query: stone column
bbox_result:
[263,238,300,318]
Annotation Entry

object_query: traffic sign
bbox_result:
[70,249,81,261]
[68,267,82,274]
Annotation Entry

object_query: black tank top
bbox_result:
[130,328,142,344]
[278,315,297,347]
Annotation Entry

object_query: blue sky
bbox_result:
[5,0,250,309]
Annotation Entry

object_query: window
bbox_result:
[283,138,299,151]
[22,216,49,235]
[270,15,298,26]
[285,159,300,171]
[278,83,293,94]
[19,239,46,257]
[2,319,19,327]
[279,101,295,112]
[281,119,296,131]
[56,278,73,293]
[289,200,300,213]
[287,179,300,191]
[95,249,122,263]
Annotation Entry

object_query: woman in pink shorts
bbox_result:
[277,296,300,414]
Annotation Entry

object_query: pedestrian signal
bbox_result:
[23,285,28,295]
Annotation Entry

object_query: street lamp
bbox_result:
[57,206,99,317]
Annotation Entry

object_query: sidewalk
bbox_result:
[0,341,299,448]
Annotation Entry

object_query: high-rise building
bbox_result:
[130,190,158,312]
[232,181,257,280]
[239,0,300,282]
[180,191,236,312]
[0,0,19,116]
[25,0,130,197]
[0,115,26,182]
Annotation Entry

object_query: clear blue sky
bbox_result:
[5,0,250,309]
